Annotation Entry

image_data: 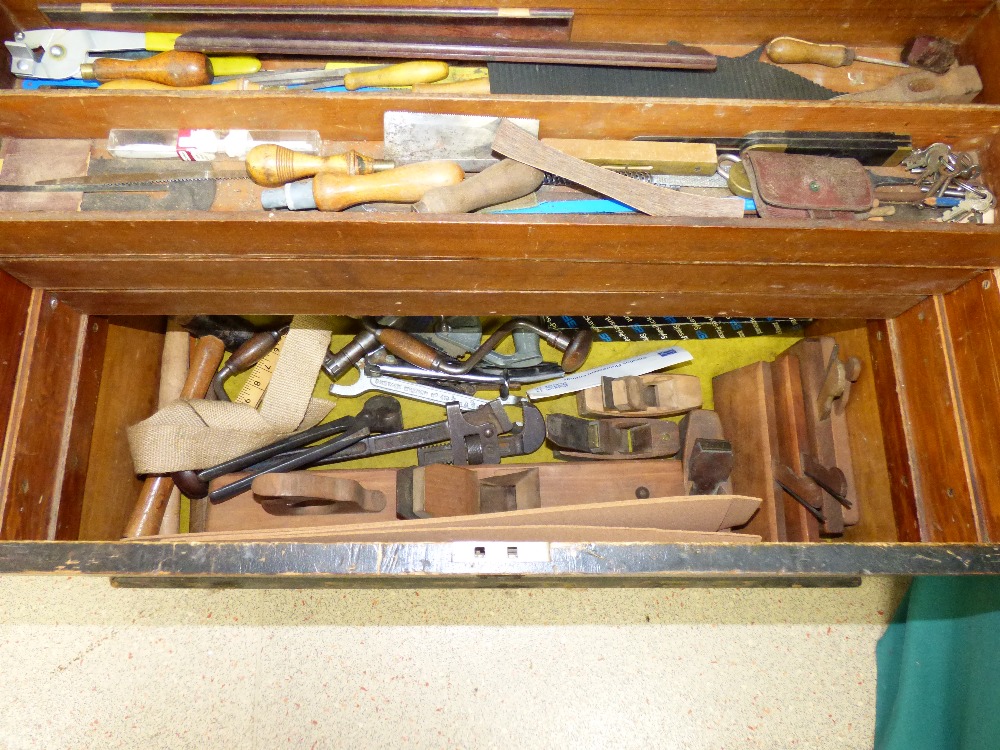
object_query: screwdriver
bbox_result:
[765,37,909,68]
[261,161,465,211]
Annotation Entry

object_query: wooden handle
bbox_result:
[222,330,282,375]
[245,145,393,187]
[765,37,853,67]
[123,334,226,538]
[414,158,543,213]
[344,60,449,90]
[411,75,490,94]
[99,78,261,90]
[312,160,464,211]
[84,50,213,86]
[373,328,446,369]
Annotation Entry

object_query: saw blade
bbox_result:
[34,169,249,187]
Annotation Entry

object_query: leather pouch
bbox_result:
[743,151,874,220]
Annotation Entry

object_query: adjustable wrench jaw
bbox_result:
[6,29,146,79]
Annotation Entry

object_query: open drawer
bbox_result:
[0,272,998,588]
[1,0,1000,586]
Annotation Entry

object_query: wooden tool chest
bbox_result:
[0,0,999,586]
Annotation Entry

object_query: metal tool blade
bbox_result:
[383,111,540,172]
[0,182,161,192]
[34,169,249,187]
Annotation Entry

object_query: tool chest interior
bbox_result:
[0,0,999,585]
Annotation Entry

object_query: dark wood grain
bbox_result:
[0,272,32,466]
[53,316,108,540]
[957,4,1000,104]
[879,297,981,542]
[47,289,926,320]
[0,293,87,540]
[941,271,1000,541]
[78,318,165,541]
[867,319,921,542]
[175,32,717,69]
[0,258,977,297]
[0,93,997,150]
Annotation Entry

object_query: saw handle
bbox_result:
[245,145,394,187]
[312,160,465,211]
[83,50,214,86]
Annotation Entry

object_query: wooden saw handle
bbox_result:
[312,160,464,211]
[123,334,226,538]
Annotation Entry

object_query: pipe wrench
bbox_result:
[5,29,256,79]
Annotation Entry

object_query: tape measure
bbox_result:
[233,337,283,408]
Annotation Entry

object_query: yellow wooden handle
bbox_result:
[245,145,394,187]
[765,37,853,67]
[99,78,262,90]
[313,161,465,211]
[343,60,449,90]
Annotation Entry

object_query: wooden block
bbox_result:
[712,361,785,541]
[252,472,388,514]
[806,321,897,543]
[414,464,480,517]
[770,354,820,542]
[540,138,717,174]
[204,468,399,532]
[576,373,703,417]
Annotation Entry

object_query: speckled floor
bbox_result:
[0,575,906,749]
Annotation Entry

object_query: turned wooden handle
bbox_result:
[413,158,543,213]
[344,60,449,90]
[99,78,261,90]
[245,145,393,187]
[123,334,226,538]
[411,76,490,94]
[84,50,213,86]
[765,37,852,67]
[312,160,464,211]
[373,328,446,369]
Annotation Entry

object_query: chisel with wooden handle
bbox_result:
[261,161,465,211]
[122,333,226,538]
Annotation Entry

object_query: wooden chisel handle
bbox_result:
[245,145,393,187]
[123,334,226,538]
[344,60,449,90]
[82,50,214,86]
[313,161,464,211]
[413,158,543,213]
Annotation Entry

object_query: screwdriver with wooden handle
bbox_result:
[765,37,909,68]
[261,161,465,211]
[245,145,394,187]
[122,333,226,538]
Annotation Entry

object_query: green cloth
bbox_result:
[875,577,1000,750]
